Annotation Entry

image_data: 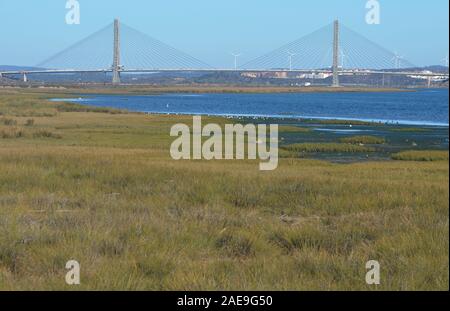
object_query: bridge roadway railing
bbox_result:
[1,68,449,78]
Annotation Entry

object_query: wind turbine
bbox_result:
[287,51,297,71]
[231,52,242,70]
[392,52,404,69]
[340,50,346,69]
[443,54,449,68]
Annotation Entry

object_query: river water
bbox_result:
[53,88,449,126]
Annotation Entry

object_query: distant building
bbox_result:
[242,71,332,80]
[241,72,259,78]
[296,73,332,79]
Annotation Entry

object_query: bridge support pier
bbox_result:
[332,20,340,87]
[112,19,121,85]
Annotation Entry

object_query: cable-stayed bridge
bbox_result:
[1,19,448,86]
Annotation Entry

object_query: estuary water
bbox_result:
[53,88,449,126]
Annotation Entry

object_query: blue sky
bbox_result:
[0,0,448,67]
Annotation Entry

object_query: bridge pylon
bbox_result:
[112,18,121,85]
[332,19,340,87]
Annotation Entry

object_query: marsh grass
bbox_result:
[0,89,448,291]
[32,129,62,139]
[279,126,311,133]
[25,119,35,127]
[282,143,375,154]
[389,127,432,133]
[0,127,24,139]
[392,150,449,162]
[1,118,17,126]
[56,102,127,114]
[340,136,386,145]
[307,119,378,126]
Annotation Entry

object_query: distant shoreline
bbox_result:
[1,85,416,95]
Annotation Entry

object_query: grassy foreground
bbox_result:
[0,89,448,290]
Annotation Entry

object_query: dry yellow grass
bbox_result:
[0,89,448,290]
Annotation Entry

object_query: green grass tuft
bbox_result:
[56,102,127,114]
[282,143,375,153]
[0,127,24,139]
[1,118,17,126]
[392,150,449,162]
[32,129,62,139]
[340,136,386,145]
[25,119,35,127]
[389,127,431,133]
[279,125,311,133]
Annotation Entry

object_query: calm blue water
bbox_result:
[53,89,449,126]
